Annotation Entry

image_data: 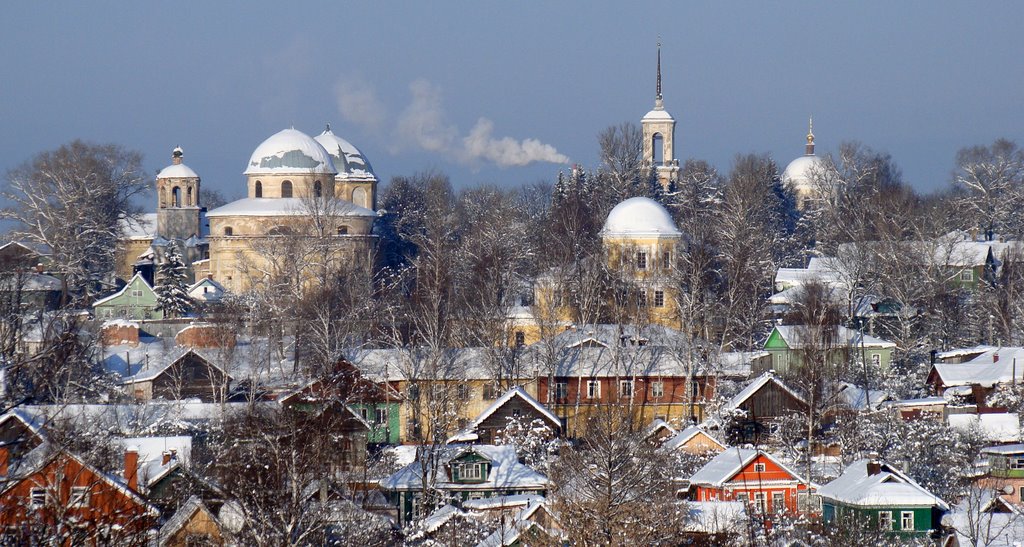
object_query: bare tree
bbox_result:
[2,141,149,304]
[953,138,1024,238]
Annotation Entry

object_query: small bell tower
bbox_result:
[156,146,202,240]
[641,41,679,191]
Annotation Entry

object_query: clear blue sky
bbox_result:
[2,2,1021,202]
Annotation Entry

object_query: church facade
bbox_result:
[117,125,379,294]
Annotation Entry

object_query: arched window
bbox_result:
[652,133,664,165]
[172,187,182,207]
[223,226,233,236]
[186,187,193,206]
[352,187,367,208]
[337,225,349,236]
[281,180,293,198]
[314,181,322,198]
[160,186,167,208]
[267,226,293,236]
[255,181,263,198]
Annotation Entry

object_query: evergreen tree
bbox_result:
[155,245,192,318]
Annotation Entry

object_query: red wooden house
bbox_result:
[0,446,159,543]
[688,448,819,517]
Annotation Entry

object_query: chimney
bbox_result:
[867,452,881,476]
[124,446,139,491]
[0,446,9,476]
[34,263,43,274]
[161,451,171,466]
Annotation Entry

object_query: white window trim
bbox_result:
[901,510,914,531]
[619,380,634,397]
[29,488,46,509]
[753,463,766,473]
[69,486,89,508]
[652,381,665,398]
[879,510,893,530]
[587,380,601,399]
[461,462,484,480]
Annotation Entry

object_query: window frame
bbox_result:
[753,463,766,473]
[619,379,634,397]
[961,269,974,281]
[871,353,881,367]
[29,488,46,509]
[586,380,601,399]
[901,510,914,531]
[654,289,665,308]
[636,250,647,270]
[554,382,568,400]
[753,492,766,513]
[652,381,665,398]
[460,462,484,481]
[69,486,89,508]
[772,492,785,513]
[878,510,893,530]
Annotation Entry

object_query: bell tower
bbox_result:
[641,42,679,191]
[156,146,202,240]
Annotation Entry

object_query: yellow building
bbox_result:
[203,128,378,292]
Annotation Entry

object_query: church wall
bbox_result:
[336,181,377,210]
[247,173,336,199]
[116,239,155,282]
[157,207,203,241]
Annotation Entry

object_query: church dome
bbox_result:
[313,125,376,180]
[243,129,337,176]
[781,154,825,191]
[602,197,681,237]
[157,163,199,179]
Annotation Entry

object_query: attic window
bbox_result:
[961,269,973,281]
[69,486,89,508]
[457,462,487,482]
[29,488,46,509]
[753,463,766,473]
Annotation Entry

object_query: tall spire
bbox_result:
[655,38,664,109]
[805,116,815,155]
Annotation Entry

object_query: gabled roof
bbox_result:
[930,347,1024,388]
[121,347,234,384]
[724,371,807,412]
[93,273,155,307]
[644,418,677,440]
[474,498,551,547]
[948,413,1021,443]
[661,425,726,452]
[688,448,808,488]
[159,495,221,544]
[834,382,890,411]
[818,459,948,510]
[447,386,561,443]
[379,444,548,492]
[768,325,896,350]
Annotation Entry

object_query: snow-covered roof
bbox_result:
[462,494,545,512]
[188,277,227,302]
[982,443,1024,455]
[835,383,890,411]
[882,396,947,408]
[948,413,1021,443]
[448,386,561,443]
[724,370,807,412]
[115,435,191,488]
[244,128,337,176]
[941,490,1024,547]
[818,459,948,510]
[379,444,549,492]
[157,163,199,179]
[770,325,896,349]
[121,347,232,384]
[20,273,62,291]
[688,448,808,488]
[642,108,674,121]
[474,498,549,547]
[159,495,219,544]
[314,126,376,181]
[92,273,154,307]
[662,424,725,452]
[205,197,375,218]
[121,213,158,240]
[601,197,682,238]
[931,347,1024,388]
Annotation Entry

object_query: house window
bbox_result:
[878,510,892,530]
[483,384,498,400]
[691,380,701,400]
[1011,456,1024,470]
[587,380,601,399]
[654,290,665,308]
[29,488,46,509]
[457,384,471,401]
[69,486,89,508]
[736,492,749,503]
[636,251,647,270]
[554,382,568,400]
[224,226,234,236]
[281,180,293,198]
[407,385,420,400]
[432,384,447,401]
[772,492,785,513]
[359,408,369,421]
[662,250,671,269]
[619,380,634,397]
[754,492,766,513]
[652,381,665,398]
[901,511,914,530]
[460,463,485,481]
[514,331,525,347]
[314,181,322,197]
[961,269,973,281]
[871,353,881,368]
[637,291,647,308]
[337,225,349,235]
[753,463,766,473]
[131,290,143,297]
[375,407,388,424]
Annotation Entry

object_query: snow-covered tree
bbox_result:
[155,244,191,318]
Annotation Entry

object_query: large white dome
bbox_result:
[313,126,376,181]
[781,154,826,192]
[157,163,199,179]
[244,128,338,176]
[602,197,681,237]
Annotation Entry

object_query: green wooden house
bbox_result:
[818,458,948,537]
[763,325,895,374]
[379,445,549,526]
[93,273,163,320]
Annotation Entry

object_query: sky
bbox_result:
[2,2,1022,204]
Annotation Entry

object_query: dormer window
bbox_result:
[452,456,491,484]
[460,462,485,481]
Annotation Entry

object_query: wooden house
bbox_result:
[447,386,562,444]
[717,371,808,444]
[819,458,948,537]
[122,348,232,402]
[688,448,818,517]
[158,495,226,546]
[93,273,163,321]
[661,425,726,455]
[764,325,895,374]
